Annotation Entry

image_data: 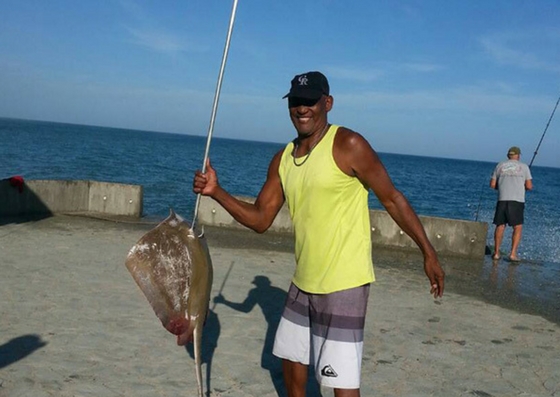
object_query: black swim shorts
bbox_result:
[493,200,525,226]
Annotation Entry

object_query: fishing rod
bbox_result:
[529,93,560,168]
[192,0,239,230]
[474,179,487,222]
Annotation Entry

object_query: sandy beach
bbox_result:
[0,215,558,396]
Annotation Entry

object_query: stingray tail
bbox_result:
[193,324,204,397]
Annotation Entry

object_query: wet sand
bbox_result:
[0,215,558,396]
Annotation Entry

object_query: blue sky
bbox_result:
[1,1,559,167]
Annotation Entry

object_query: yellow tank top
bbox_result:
[279,125,375,293]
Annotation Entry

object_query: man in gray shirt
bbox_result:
[490,146,533,261]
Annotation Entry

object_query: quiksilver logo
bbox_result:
[321,365,338,378]
[298,75,309,86]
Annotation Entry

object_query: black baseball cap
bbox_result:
[282,71,330,100]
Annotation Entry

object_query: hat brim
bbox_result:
[282,88,324,100]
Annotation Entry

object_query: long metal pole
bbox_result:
[192,0,239,229]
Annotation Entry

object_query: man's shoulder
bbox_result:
[332,125,351,135]
[497,159,513,166]
[333,126,367,145]
[496,160,531,177]
[497,159,519,168]
[334,128,378,161]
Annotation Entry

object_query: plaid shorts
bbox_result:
[272,282,370,389]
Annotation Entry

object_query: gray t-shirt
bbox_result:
[491,159,532,202]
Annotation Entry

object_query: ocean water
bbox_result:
[1,117,559,264]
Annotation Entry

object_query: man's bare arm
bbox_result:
[334,129,445,297]
[193,152,285,233]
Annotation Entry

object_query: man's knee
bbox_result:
[334,388,361,397]
[282,359,308,394]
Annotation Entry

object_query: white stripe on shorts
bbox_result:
[272,282,369,389]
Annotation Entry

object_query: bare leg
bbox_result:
[334,388,360,397]
[510,224,523,260]
[282,359,308,397]
[493,224,505,259]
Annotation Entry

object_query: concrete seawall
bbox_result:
[0,179,487,258]
[198,195,488,259]
[0,179,142,217]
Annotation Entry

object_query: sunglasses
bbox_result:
[288,97,321,108]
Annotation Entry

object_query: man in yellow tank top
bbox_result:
[194,71,445,397]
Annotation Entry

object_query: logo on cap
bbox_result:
[298,75,309,86]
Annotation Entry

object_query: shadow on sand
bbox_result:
[0,334,48,369]
[211,275,323,397]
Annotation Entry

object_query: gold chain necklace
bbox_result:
[292,124,330,167]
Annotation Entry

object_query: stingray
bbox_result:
[125,210,213,397]
[125,3,239,395]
